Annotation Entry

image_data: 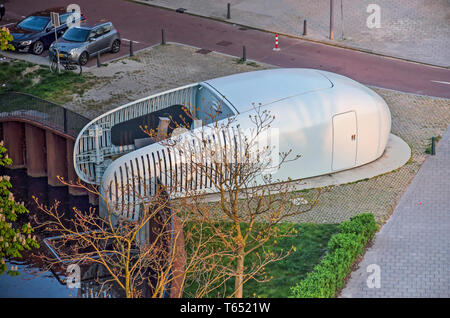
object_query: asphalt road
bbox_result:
[2,0,450,98]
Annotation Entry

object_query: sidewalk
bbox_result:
[139,0,450,67]
[341,126,450,297]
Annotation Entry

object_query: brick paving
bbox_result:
[341,126,450,297]
[140,0,450,67]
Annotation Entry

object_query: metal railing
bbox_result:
[0,92,90,138]
[74,83,199,184]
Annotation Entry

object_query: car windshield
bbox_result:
[62,27,90,42]
[17,16,50,31]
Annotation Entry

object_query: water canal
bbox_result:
[0,166,110,298]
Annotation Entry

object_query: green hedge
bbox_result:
[290,213,378,298]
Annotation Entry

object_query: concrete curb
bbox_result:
[129,0,449,70]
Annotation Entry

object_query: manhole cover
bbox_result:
[196,48,212,55]
[216,40,233,46]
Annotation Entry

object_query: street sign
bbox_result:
[51,12,60,28]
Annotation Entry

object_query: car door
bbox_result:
[96,25,112,52]
[86,27,103,55]
[41,14,67,48]
[56,13,71,35]
[40,20,56,47]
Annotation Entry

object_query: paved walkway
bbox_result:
[142,0,450,67]
[341,126,450,298]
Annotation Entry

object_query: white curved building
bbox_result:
[73,68,391,219]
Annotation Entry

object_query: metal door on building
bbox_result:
[332,111,357,171]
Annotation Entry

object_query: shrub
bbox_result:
[290,213,378,298]
[0,27,15,51]
[338,213,377,239]
[0,142,39,275]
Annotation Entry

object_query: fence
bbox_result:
[0,92,89,138]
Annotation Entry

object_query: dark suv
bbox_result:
[9,7,86,55]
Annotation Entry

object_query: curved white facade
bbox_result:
[73,69,391,219]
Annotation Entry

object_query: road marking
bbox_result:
[431,80,450,85]
[122,38,140,44]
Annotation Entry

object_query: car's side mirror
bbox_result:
[46,27,53,32]
[89,37,96,42]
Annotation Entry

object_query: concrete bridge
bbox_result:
[0,92,93,199]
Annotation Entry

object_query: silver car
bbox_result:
[49,22,121,65]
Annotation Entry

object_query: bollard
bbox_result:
[431,137,436,155]
[273,34,280,51]
[330,0,334,40]
[96,53,101,67]
[130,40,134,56]
[242,45,246,61]
[227,3,231,19]
[303,20,307,36]
[161,29,166,45]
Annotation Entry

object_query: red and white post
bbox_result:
[273,34,280,51]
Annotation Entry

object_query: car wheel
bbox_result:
[79,51,89,66]
[32,40,44,55]
[111,39,121,53]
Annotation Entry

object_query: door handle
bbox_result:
[351,134,356,141]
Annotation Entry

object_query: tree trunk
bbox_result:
[234,251,245,298]
[125,268,131,297]
[125,281,130,298]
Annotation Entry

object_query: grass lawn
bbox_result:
[244,223,339,298]
[0,59,94,104]
[184,222,339,298]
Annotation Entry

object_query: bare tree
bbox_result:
[32,179,226,298]
[142,102,325,298]
[33,100,324,299]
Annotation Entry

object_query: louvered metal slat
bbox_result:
[146,154,151,197]
[140,156,147,196]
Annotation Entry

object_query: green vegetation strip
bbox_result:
[290,213,378,298]
[0,60,93,104]
[245,223,339,298]
[184,222,339,298]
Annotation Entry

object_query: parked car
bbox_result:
[49,22,121,66]
[9,7,86,55]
